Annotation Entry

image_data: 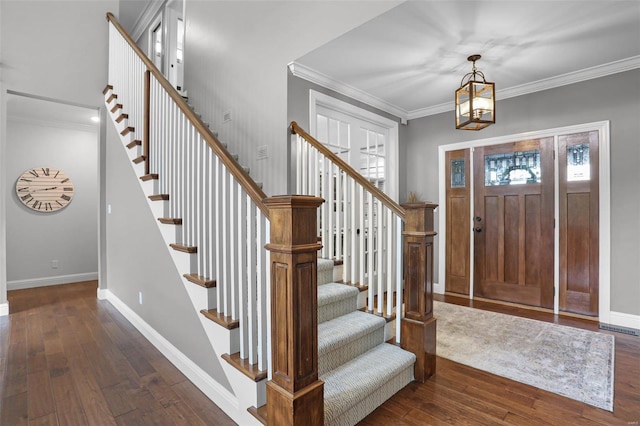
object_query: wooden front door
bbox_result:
[445,149,471,295]
[558,131,600,315]
[473,138,554,308]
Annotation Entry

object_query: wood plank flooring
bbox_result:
[362,294,640,426]
[0,281,236,426]
[1,283,638,425]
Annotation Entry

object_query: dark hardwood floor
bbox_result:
[1,283,638,425]
[0,281,236,425]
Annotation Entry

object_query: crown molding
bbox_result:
[289,61,409,124]
[293,56,640,122]
[130,0,166,43]
[7,114,98,133]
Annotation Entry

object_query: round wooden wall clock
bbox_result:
[15,167,75,212]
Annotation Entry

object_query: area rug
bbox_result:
[433,301,615,411]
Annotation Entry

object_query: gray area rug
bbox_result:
[433,301,615,411]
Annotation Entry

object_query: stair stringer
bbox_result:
[104,88,264,426]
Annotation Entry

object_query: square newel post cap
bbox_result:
[401,202,438,235]
[263,195,324,247]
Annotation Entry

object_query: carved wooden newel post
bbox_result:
[264,195,324,426]
[400,202,438,382]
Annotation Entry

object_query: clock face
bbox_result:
[15,167,75,212]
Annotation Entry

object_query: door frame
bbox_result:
[309,90,400,201]
[437,121,611,323]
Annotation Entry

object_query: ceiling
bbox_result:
[293,0,640,121]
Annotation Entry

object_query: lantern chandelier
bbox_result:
[455,54,495,130]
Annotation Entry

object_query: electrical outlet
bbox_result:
[51,260,59,269]
[108,204,112,214]
[223,110,232,123]
[257,145,268,160]
[138,291,143,305]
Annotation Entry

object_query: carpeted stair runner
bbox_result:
[316,258,416,426]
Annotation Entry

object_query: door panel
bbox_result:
[445,149,470,295]
[559,131,599,316]
[473,139,554,308]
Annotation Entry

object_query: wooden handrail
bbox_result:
[290,121,405,220]
[106,12,269,218]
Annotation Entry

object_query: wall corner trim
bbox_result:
[0,302,8,317]
[97,288,109,300]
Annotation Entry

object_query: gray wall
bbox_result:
[402,69,640,316]
[6,117,98,286]
[183,1,402,196]
[287,72,403,192]
[104,123,233,390]
[0,0,118,306]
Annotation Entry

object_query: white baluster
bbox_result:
[367,191,374,312]
[376,201,384,315]
[320,155,328,259]
[335,169,342,260]
[395,216,403,343]
[246,199,257,365]
[358,186,365,289]
[386,209,394,318]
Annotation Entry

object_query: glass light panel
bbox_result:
[567,143,590,181]
[484,150,541,186]
[451,158,465,188]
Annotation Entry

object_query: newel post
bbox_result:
[264,195,325,426]
[400,202,438,383]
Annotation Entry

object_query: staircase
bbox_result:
[105,12,436,426]
[315,259,415,425]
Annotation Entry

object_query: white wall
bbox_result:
[5,116,98,289]
[183,1,403,196]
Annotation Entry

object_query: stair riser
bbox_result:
[140,178,159,197]
[317,259,335,286]
[170,249,198,275]
[184,282,217,312]
[200,319,240,355]
[148,199,170,219]
[318,297,357,324]
[319,326,384,376]
[158,222,183,246]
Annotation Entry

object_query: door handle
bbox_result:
[475,216,482,222]
[474,227,482,233]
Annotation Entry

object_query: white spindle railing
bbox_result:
[107,16,271,371]
[292,123,404,341]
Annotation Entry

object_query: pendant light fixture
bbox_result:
[455,54,495,130]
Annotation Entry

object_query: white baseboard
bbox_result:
[0,302,8,316]
[609,310,640,330]
[102,290,246,423]
[8,272,99,291]
[433,281,444,295]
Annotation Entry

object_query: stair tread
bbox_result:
[318,283,359,308]
[318,311,385,355]
[321,343,415,424]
